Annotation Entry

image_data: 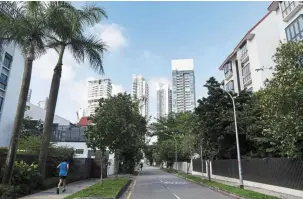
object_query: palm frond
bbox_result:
[77,5,108,27]
[68,34,107,74]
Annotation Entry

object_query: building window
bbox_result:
[0,97,3,112]
[0,83,6,90]
[247,87,253,92]
[281,1,297,18]
[75,149,84,154]
[240,44,248,61]
[0,73,8,85]
[224,62,232,78]
[225,80,234,92]
[242,63,251,85]
[285,15,303,41]
[3,53,12,69]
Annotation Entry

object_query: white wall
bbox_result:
[0,44,25,147]
[25,102,70,125]
[54,142,90,158]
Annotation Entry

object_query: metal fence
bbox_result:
[192,158,206,173]
[51,125,86,142]
[211,158,303,190]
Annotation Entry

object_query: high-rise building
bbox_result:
[157,83,172,119]
[172,59,196,113]
[27,89,32,102]
[38,97,48,110]
[87,79,112,116]
[132,74,149,117]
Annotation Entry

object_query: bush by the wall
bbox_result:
[0,185,20,199]
[0,161,43,197]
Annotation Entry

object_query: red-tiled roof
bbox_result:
[218,11,272,70]
[78,117,92,126]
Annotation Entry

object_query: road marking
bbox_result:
[174,194,181,199]
[126,171,141,199]
[158,177,181,199]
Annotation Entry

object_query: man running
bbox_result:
[139,162,143,171]
[57,159,69,194]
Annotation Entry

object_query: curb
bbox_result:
[76,178,132,199]
[126,170,141,199]
[176,174,245,199]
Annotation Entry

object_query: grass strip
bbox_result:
[65,178,129,199]
[177,173,279,199]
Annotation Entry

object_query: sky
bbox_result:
[29,1,271,123]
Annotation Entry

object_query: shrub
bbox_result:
[0,185,20,199]
[0,161,43,196]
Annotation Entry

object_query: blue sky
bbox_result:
[30,1,271,122]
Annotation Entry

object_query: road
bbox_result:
[130,166,232,199]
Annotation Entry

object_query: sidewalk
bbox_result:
[200,177,302,199]
[19,179,99,199]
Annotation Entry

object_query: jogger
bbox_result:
[57,159,69,194]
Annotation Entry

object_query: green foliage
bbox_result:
[18,135,74,158]
[65,178,129,199]
[0,184,20,199]
[85,93,147,173]
[0,161,42,196]
[150,112,197,163]
[256,41,303,159]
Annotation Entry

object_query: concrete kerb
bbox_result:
[169,172,246,199]
[75,178,133,199]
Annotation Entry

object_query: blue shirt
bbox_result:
[59,161,68,176]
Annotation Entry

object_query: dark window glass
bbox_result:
[0,83,6,90]
[0,97,3,111]
[3,53,12,69]
[285,15,303,41]
[0,73,7,85]
[75,149,84,154]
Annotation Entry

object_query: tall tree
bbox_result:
[38,4,107,177]
[0,1,69,184]
[258,41,303,159]
[85,93,147,176]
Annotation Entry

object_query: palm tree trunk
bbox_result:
[38,46,65,178]
[2,43,35,184]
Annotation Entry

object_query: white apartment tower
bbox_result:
[172,59,196,113]
[87,79,112,116]
[132,74,149,117]
[157,84,172,119]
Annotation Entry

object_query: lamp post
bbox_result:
[204,85,244,188]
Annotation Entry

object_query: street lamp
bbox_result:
[204,84,244,188]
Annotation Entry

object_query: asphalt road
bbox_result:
[130,166,233,199]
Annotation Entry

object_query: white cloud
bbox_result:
[112,84,125,95]
[88,23,127,52]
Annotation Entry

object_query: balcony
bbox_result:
[224,62,233,80]
[281,1,303,22]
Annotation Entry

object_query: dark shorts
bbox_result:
[59,176,67,180]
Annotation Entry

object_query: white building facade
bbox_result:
[157,83,172,119]
[268,1,303,42]
[132,74,149,117]
[172,59,196,113]
[219,9,281,93]
[0,44,25,147]
[87,79,112,116]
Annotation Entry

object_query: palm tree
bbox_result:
[0,1,74,184]
[38,5,107,177]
